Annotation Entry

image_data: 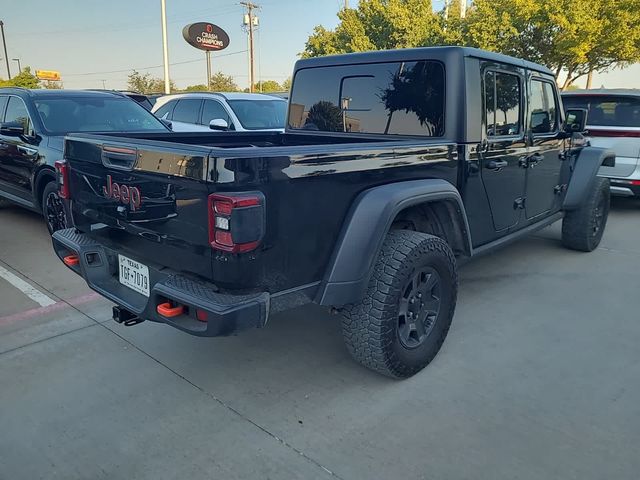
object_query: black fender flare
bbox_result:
[316,179,471,307]
[33,166,56,208]
[563,147,615,211]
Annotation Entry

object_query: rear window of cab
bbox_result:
[288,60,445,137]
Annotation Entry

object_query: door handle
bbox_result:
[527,153,544,166]
[485,160,508,170]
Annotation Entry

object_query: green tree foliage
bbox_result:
[182,84,209,92]
[42,80,63,89]
[209,72,239,92]
[464,0,640,88]
[282,77,292,91]
[254,80,283,92]
[127,70,175,94]
[305,0,640,89]
[303,0,442,57]
[0,67,40,88]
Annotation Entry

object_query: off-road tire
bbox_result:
[562,177,610,252]
[340,230,458,379]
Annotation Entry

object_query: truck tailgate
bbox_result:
[64,135,213,279]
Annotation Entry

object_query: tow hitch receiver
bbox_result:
[112,305,144,326]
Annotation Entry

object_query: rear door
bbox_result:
[169,98,208,132]
[65,136,214,279]
[480,67,528,232]
[524,76,564,219]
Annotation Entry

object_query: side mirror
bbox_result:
[160,119,173,130]
[209,119,229,131]
[0,122,25,137]
[564,108,588,133]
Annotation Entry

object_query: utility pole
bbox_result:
[460,0,467,18]
[0,21,10,79]
[241,2,259,93]
[160,0,171,94]
[344,0,348,8]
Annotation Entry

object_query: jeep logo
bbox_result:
[103,175,142,211]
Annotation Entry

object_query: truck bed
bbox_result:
[64,130,458,295]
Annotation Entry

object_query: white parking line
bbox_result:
[0,265,56,307]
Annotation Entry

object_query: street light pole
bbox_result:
[12,58,20,73]
[0,21,10,79]
[160,0,171,94]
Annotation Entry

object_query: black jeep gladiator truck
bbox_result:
[52,47,613,378]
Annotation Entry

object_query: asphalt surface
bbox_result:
[1,199,639,480]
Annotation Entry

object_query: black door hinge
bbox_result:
[554,184,567,195]
[514,197,526,210]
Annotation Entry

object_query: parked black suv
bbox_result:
[0,88,169,233]
[52,47,613,378]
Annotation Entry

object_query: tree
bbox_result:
[304,0,640,90]
[303,0,443,57]
[462,0,640,89]
[282,77,292,91]
[0,67,40,88]
[209,72,238,92]
[253,80,283,92]
[183,84,208,92]
[42,81,63,90]
[127,70,175,94]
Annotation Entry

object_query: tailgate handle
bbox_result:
[102,145,138,171]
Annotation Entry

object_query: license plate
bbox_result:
[118,254,150,297]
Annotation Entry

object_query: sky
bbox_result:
[0,0,637,91]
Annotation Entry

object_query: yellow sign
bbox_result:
[36,70,61,81]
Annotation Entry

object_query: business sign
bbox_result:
[36,70,61,81]
[182,23,230,51]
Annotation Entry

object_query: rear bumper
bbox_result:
[608,181,640,197]
[601,161,640,196]
[51,228,269,337]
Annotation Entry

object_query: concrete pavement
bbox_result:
[0,199,639,479]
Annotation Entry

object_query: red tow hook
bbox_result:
[157,302,185,318]
[63,254,80,267]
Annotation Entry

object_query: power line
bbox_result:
[63,50,247,77]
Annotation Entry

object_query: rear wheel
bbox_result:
[42,181,67,234]
[562,177,610,252]
[340,230,457,378]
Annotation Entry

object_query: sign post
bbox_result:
[206,50,211,91]
[182,23,229,91]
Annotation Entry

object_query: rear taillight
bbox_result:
[208,193,265,253]
[54,160,70,199]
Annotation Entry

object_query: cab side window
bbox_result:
[485,70,521,137]
[530,80,559,134]
[172,99,202,124]
[0,96,8,122]
[5,97,33,135]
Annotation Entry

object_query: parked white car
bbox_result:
[151,92,287,133]
[562,89,640,197]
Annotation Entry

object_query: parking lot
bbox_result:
[0,198,638,479]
